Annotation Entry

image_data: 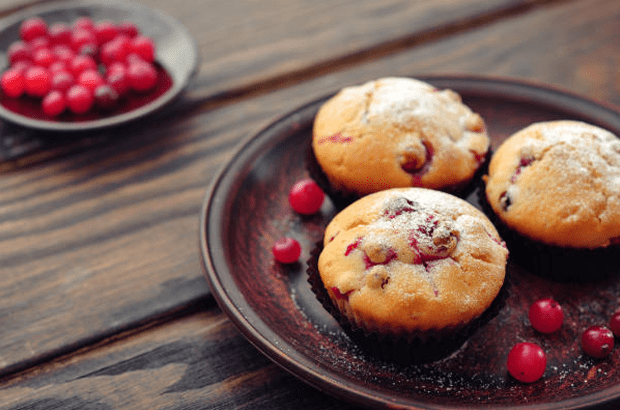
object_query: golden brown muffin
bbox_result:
[485,120,620,249]
[317,188,508,338]
[311,77,489,197]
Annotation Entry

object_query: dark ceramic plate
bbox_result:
[0,0,198,131]
[200,76,620,409]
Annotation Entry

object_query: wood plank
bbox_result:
[0,0,565,161]
[0,0,617,383]
[0,309,362,410]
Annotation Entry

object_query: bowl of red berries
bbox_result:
[0,0,199,131]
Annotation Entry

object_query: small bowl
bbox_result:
[0,0,199,131]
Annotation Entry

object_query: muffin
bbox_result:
[483,120,620,280]
[309,187,509,362]
[310,77,490,204]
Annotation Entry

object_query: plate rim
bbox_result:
[0,0,199,132]
[200,74,620,410]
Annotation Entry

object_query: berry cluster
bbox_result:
[271,179,325,264]
[507,298,619,383]
[0,16,158,117]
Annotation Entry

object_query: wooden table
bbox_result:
[0,0,618,408]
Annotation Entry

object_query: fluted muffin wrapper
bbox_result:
[306,241,509,365]
[476,181,620,283]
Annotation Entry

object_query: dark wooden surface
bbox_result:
[0,0,618,408]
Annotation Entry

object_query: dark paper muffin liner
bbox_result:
[306,241,509,365]
[305,139,490,210]
[476,180,620,283]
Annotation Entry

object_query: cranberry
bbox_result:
[32,48,55,67]
[69,54,97,75]
[100,35,131,65]
[48,23,72,45]
[528,298,564,334]
[106,68,130,97]
[127,61,157,92]
[94,20,118,45]
[50,71,75,92]
[20,17,47,42]
[581,326,614,358]
[66,84,94,114]
[8,41,32,65]
[1,69,26,98]
[77,69,104,91]
[42,90,66,116]
[28,36,50,51]
[506,342,547,383]
[94,84,119,111]
[51,44,75,65]
[72,17,95,32]
[288,179,325,215]
[610,311,620,338]
[130,35,156,62]
[24,66,51,97]
[118,21,139,38]
[272,237,301,264]
[70,29,97,52]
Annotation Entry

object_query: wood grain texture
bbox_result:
[0,309,362,410]
[0,0,617,408]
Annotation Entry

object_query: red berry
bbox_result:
[288,179,325,215]
[127,61,157,92]
[610,311,620,338]
[48,61,68,74]
[42,90,66,116]
[1,68,25,98]
[66,84,94,114]
[28,36,50,51]
[94,20,118,45]
[94,84,119,111]
[69,54,97,75]
[50,70,74,92]
[32,48,55,67]
[77,69,104,91]
[51,44,75,65]
[118,21,139,38]
[8,41,32,65]
[106,68,130,96]
[70,29,97,53]
[24,66,51,97]
[11,61,32,73]
[506,342,546,383]
[581,326,614,358]
[130,35,156,62]
[272,237,302,264]
[529,298,564,334]
[72,17,95,32]
[48,22,72,45]
[20,17,47,42]
[100,35,131,65]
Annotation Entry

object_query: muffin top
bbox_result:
[318,188,508,335]
[485,120,620,248]
[312,77,489,196]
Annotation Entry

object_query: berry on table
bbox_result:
[272,237,302,264]
[581,326,614,358]
[288,179,325,215]
[506,342,547,383]
[610,311,620,338]
[528,298,564,334]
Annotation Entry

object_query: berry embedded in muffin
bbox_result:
[485,120,620,249]
[310,77,490,199]
[316,188,509,339]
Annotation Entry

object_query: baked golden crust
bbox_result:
[485,120,620,249]
[318,188,508,336]
[312,77,489,196]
